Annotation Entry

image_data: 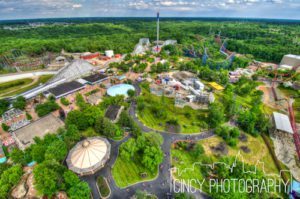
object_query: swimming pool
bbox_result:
[107,84,135,97]
[0,157,7,164]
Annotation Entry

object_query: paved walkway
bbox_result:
[81,82,215,199]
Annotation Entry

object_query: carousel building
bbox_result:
[66,137,111,176]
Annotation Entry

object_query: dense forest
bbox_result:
[0,18,299,63]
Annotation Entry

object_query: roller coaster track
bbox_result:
[288,99,300,160]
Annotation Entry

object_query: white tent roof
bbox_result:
[273,112,293,134]
[66,137,110,176]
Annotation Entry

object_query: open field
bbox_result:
[171,135,282,189]
[0,78,33,95]
[0,75,53,98]
[137,88,208,133]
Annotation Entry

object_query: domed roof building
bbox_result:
[66,137,111,176]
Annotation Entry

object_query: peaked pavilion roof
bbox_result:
[66,136,111,176]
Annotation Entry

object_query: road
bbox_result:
[82,82,215,199]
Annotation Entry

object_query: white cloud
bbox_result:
[72,4,82,8]
[0,0,299,19]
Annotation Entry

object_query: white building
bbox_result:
[105,50,114,58]
[280,54,300,71]
[272,112,293,134]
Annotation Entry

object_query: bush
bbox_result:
[35,101,59,117]
[13,96,26,110]
[60,97,70,106]
[26,112,32,120]
[215,126,240,147]
[1,123,9,132]
[0,99,10,115]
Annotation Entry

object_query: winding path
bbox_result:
[81,82,215,199]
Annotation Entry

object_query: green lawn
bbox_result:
[112,145,158,188]
[0,78,34,96]
[171,135,285,198]
[137,88,208,133]
[277,86,300,122]
[0,75,53,98]
[171,135,282,187]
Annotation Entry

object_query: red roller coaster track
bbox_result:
[288,100,300,160]
[264,64,300,160]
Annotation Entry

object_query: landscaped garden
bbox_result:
[136,83,208,133]
[112,132,163,188]
[97,176,110,198]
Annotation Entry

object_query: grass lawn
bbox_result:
[0,78,33,96]
[199,135,279,175]
[0,75,53,98]
[171,135,281,189]
[137,88,208,133]
[112,144,158,188]
[277,86,300,122]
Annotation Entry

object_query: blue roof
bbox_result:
[290,180,300,199]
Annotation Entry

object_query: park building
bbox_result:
[0,108,30,132]
[46,80,85,99]
[272,112,293,135]
[12,114,64,150]
[279,54,300,71]
[82,73,109,85]
[66,137,111,176]
[105,105,124,123]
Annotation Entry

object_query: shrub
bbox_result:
[35,101,59,117]
[1,123,9,132]
[60,97,70,106]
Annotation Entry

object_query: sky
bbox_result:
[0,0,300,20]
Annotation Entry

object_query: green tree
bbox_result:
[10,148,27,165]
[0,165,23,198]
[66,110,89,130]
[142,146,163,171]
[1,123,9,132]
[45,140,67,161]
[0,99,9,115]
[127,89,135,98]
[63,170,80,188]
[35,101,59,117]
[33,160,64,197]
[120,138,137,161]
[208,102,225,128]
[31,144,46,163]
[13,96,26,110]
[67,181,91,199]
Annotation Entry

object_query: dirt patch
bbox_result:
[240,146,251,153]
[210,142,228,155]
[238,133,248,142]
[165,124,181,133]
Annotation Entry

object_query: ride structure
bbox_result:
[288,99,300,160]
[154,12,161,53]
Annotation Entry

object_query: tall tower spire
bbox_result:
[156,12,159,51]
